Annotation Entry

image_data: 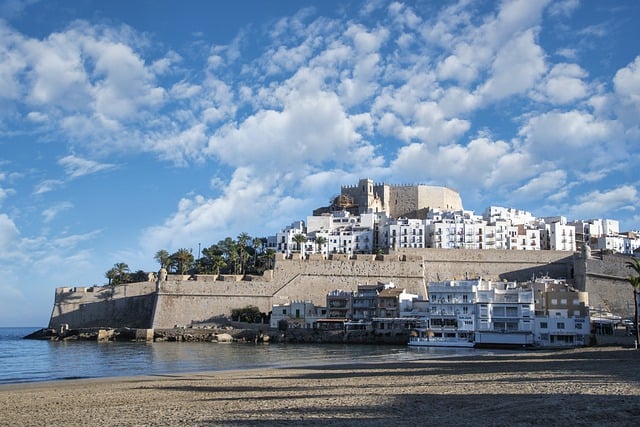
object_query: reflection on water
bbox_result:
[1,327,490,384]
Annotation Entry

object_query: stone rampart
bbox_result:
[49,282,157,329]
[573,253,636,316]
[48,249,635,330]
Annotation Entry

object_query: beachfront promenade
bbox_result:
[1,347,638,426]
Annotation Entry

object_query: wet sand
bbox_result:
[0,347,638,426]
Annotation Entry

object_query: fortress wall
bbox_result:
[49,282,157,329]
[150,279,284,329]
[389,186,419,218]
[398,249,574,282]
[151,295,273,329]
[575,254,636,316]
[48,249,635,329]
[271,257,426,306]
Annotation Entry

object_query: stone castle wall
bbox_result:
[574,253,635,316]
[48,249,636,330]
[49,282,158,329]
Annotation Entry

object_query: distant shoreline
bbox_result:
[1,346,638,426]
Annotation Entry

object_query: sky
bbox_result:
[1,0,639,327]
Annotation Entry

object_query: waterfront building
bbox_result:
[532,277,590,347]
[269,300,327,329]
[326,290,352,319]
[411,279,479,346]
[474,281,535,346]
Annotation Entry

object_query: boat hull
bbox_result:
[408,337,475,348]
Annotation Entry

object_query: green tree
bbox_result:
[292,233,307,253]
[252,237,263,269]
[219,237,239,274]
[237,232,251,274]
[113,262,130,285]
[625,259,640,348]
[131,270,149,283]
[171,248,194,275]
[231,305,263,323]
[315,236,327,255]
[154,249,171,270]
[105,267,118,285]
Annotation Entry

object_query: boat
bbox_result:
[408,329,475,348]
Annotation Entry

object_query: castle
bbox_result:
[47,178,639,331]
[313,178,463,218]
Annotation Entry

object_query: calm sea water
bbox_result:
[0,327,487,385]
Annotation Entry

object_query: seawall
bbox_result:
[48,249,635,329]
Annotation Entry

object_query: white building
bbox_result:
[484,206,536,225]
[540,220,576,252]
[270,300,327,329]
[475,281,535,346]
[423,279,478,338]
[532,277,590,347]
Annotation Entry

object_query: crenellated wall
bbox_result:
[48,249,635,330]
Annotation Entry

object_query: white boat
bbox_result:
[408,329,475,348]
[408,336,475,348]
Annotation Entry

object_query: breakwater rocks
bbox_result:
[24,325,409,345]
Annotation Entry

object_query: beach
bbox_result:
[0,347,638,426]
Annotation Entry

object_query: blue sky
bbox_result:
[1,0,639,327]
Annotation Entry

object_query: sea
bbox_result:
[0,327,493,385]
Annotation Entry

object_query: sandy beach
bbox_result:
[0,346,638,426]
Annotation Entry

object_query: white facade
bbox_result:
[475,281,535,345]
[484,206,536,225]
[386,218,428,250]
[270,300,327,329]
[541,222,576,251]
[424,280,478,333]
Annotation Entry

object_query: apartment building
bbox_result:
[474,281,535,346]
[532,277,590,346]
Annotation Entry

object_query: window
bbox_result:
[561,298,567,305]
[551,299,558,305]
[557,322,565,329]
[575,322,582,329]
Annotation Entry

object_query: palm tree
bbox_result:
[172,248,194,275]
[292,233,307,254]
[113,262,130,284]
[252,237,263,269]
[237,232,251,274]
[625,259,640,348]
[154,249,171,270]
[315,236,327,255]
[105,267,118,285]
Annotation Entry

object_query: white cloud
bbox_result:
[477,29,546,102]
[58,155,116,178]
[518,110,624,171]
[536,63,588,104]
[42,202,73,223]
[565,186,638,220]
[141,168,287,252]
[547,0,580,18]
[613,56,640,125]
[0,214,20,259]
[391,137,516,190]
[206,89,360,170]
[512,169,567,200]
[33,179,64,195]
